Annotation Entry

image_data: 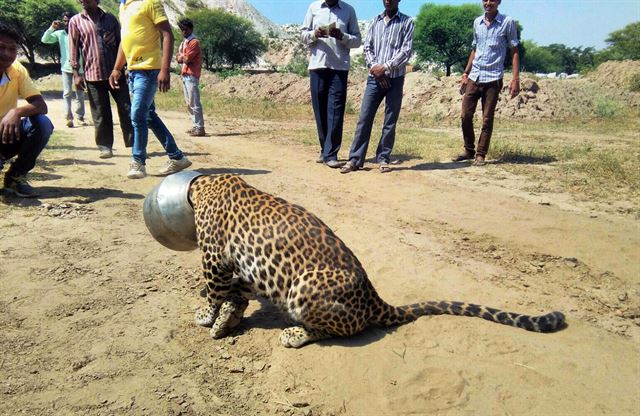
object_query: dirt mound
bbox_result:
[586,60,640,90]
[204,63,640,121]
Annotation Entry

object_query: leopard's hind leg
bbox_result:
[279,326,329,348]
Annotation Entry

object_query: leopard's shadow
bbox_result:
[232,298,393,347]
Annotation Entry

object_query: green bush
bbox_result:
[594,98,620,118]
[283,53,309,77]
[217,68,245,79]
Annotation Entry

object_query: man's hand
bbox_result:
[73,73,86,91]
[52,20,61,30]
[158,68,171,92]
[108,69,122,90]
[314,27,328,38]
[175,52,183,64]
[369,64,387,79]
[328,27,343,40]
[377,76,391,89]
[509,78,520,98]
[0,110,21,145]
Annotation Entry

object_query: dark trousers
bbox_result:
[0,115,53,178]
[461,78,503,157]
[348,76,404,167]
[309,68,348,161]
[85,78,133,149]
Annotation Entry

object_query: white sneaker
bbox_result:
[127,160,146,179]
[157,156,192,176]
[98,146,113,159]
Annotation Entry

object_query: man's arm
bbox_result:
[156,20,174,92]
[180,39,198,65]
[460,49,475,86]
[108,45,127,89]
[0,95,47,144]
[333,7,362,49]
[300,5,321,45]
[68,20,85,91]
[40,26,59,44]
[382,18,414,74]
[509,46,520,98]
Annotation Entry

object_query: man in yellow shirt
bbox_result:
[0,22,54,198]
[110,0,191,179]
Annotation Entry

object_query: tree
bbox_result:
[185,8,266,70]
[414,3,482,76]
[602,21,640,60]
[0,0,78,68]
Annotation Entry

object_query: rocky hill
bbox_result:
[162,0,286,37]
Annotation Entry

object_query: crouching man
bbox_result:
[0,22,53,198]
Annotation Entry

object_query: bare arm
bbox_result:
[157,20,174,92]
[109,45,127,89]
[509,46,520,98]
[0,95,47,144]
[460,49,475,87]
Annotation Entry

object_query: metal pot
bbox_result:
[143,170,203,251]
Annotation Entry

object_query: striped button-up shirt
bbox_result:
[301,0,362,71]
[364,11,414,79]
[68,9,121,82]
[469,13,519,83]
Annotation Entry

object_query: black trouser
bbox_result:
[310,68,349,161]
[0,115,53,179]
[85,78,133,148]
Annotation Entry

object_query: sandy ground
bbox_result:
[1,96,639,416]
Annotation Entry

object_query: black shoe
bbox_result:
[4,175,38,198]
[325,159,344,169]
[451,152,475,162]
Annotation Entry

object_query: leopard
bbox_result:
[187,174,565,348]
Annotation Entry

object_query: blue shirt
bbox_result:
[301,0,362,71]
[469,13,518,83]
[364,11,414,79]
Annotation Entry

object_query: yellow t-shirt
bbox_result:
[0,62,41,119]
[119,0,168,70]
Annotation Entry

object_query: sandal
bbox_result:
[340,160,359,174]
[472,155,486,166]
[452,152,475,162]
[379,163,391,173]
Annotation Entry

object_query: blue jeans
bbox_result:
[181,75,204,130]
[61,71,85,121]
[0,115,53,177]
[347,76,405,167]
[128,70,183,164]
[309,69,348,161]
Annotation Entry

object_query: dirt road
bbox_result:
[1,98,638,415]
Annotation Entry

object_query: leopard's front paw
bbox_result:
[209,300,246,339]
[194,305,217,327]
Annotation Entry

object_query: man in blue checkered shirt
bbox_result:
[453,0,520,166]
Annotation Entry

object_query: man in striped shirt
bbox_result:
[68,0,133,160]
[341,0,414,174]
[453,0,520,166]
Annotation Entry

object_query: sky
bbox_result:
[250,0,640,50]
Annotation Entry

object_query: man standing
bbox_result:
[301,0,361,168]
[453,0,520,166]
[68,0,133,159]
[340,0,413,174]
[41,11,85,128]
[0,22,54,198]
[111,0,191,179]
[176,19,205,137]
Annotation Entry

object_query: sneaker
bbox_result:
[3,175,38,198]
[66,120,74,128]
[189,128,206,137]
[98,146,113,159]
[127,160,146,179]
[157,156,192,176]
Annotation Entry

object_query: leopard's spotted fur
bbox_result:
[188,174,565,348]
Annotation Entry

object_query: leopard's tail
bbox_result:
[372,300,565,333]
